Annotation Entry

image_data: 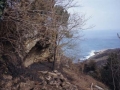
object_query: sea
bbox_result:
[64,29,120,62]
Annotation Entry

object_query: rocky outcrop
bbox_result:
[0,0,54,71]
[22,29,52,67]
[87,48,120,67]
[0,70,78,90]
[23,45,51,67]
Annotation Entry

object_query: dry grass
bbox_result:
[61,64,109,90]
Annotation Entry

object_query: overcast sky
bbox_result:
[68,0,120,30]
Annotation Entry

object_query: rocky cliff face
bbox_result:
[0,20,53,74]
[0,0,54,73]
[23,34,52,67]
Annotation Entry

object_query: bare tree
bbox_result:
[110,54,116,90]
[50,0,86,70]
[105,53,120,90]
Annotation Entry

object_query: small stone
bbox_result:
[45,75,51,80]
[3,75,12,80]
[39,71,48,74]
[42,85,47,90]
[19,82,26,88]
[13,77,20,83]
[48,72,57,77]
[53,70,58,73]
[57,72,61,76]
[5,81,12,87]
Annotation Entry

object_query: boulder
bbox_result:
[0,71,78,90]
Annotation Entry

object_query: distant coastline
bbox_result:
[79,29,120,61]
[80,48,120,61]
[85,48,120,66]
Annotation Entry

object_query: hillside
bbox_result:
[83,48,120,90]
[0,0,109,90]
[0,61,109,90]
[87,48,120,67]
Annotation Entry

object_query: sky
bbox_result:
[68,0,120,30]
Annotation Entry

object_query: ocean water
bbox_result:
[79,29,120,60]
